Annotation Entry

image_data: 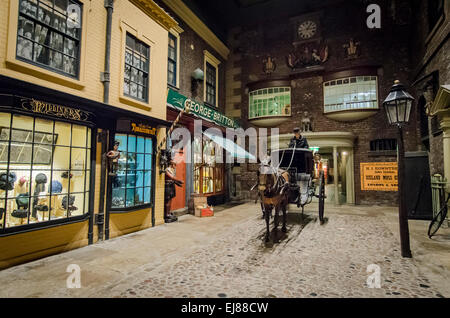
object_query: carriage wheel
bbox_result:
[318,170,325,224]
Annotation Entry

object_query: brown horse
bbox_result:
[256,161,290,242]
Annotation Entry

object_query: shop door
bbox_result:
[170,149,186,211]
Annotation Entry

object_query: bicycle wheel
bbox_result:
[428,206,448,238]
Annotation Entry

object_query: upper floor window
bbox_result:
[203,50,220,107]
[323,76,378,113]
[205,62,217,106]
[167,33,177,87]
[124,33,150,103]
[249,87,291,119]
[17,0,82,78]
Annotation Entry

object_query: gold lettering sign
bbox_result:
[360,162,398,192]
[131,122,156,135]
[21,98,92,122]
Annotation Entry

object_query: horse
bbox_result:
[255,160,290,243]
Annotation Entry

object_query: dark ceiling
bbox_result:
[182,0,351,43]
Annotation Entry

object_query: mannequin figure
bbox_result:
[106,141,121,176]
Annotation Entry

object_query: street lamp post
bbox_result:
[383,80,415,258]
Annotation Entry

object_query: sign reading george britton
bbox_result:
[360,162,398,191]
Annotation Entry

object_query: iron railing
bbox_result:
[431,174,449,228]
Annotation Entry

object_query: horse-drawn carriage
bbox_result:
[255,147,326,242]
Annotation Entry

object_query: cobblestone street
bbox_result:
[0,203,449,298]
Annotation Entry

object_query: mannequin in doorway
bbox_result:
[164,160,184,223]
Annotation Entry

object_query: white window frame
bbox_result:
[323,76,379,113]
[203,50,220,107]
[168,26,183,89]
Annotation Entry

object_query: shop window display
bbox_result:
[193,135,224,195]
[0,113,91,230]
[16,0,81,77]
[111,134,153,209]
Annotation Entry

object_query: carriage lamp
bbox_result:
[383,80,415,258]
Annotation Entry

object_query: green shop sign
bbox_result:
[167,89,239,129]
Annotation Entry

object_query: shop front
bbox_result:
[166,88,239,213]
[0,75,169,269]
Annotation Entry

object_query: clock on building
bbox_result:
[290,13,322,45]
[298,20,317,39]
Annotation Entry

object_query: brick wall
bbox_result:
[231,0,421,205]
[155,0,227,114]
[410,0,449,176]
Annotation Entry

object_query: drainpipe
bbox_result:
[96,0,114,240]
[102,0,114,104]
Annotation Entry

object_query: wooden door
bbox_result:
[170,149,186,211]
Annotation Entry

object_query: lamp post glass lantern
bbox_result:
[383,80,414,258]
[383,80,414,127]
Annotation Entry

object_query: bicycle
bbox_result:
[428,194,450,238]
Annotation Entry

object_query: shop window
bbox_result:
[0,112,91,230]
[16,0,82,78]
[193,134,224,195]
[249,87,292,119]
[323,76,378,113]
[124,33,150,102]
[111,134,153,209]
[167,33,177,87]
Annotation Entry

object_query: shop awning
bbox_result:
[203,131,256,160]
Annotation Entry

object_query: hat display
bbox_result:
[49,180,63,194]
[61,171,73,179]
[0,172,17,191]
[62,195,76,210]
[11,209,29,219]
[35,173,47,184]
[16,193,30,209]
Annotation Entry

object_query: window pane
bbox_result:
[72,124,86,147]
[144,187,151,204]
[53,146,70,171]
[54,121,71,146]
[17,0,81,77]
[126,188,135,207]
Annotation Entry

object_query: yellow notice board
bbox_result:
[360,162,398,192]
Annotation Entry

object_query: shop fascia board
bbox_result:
[161,0,230,60]
[269,132,356,149]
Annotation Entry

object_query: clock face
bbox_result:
[298,20,317,39]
